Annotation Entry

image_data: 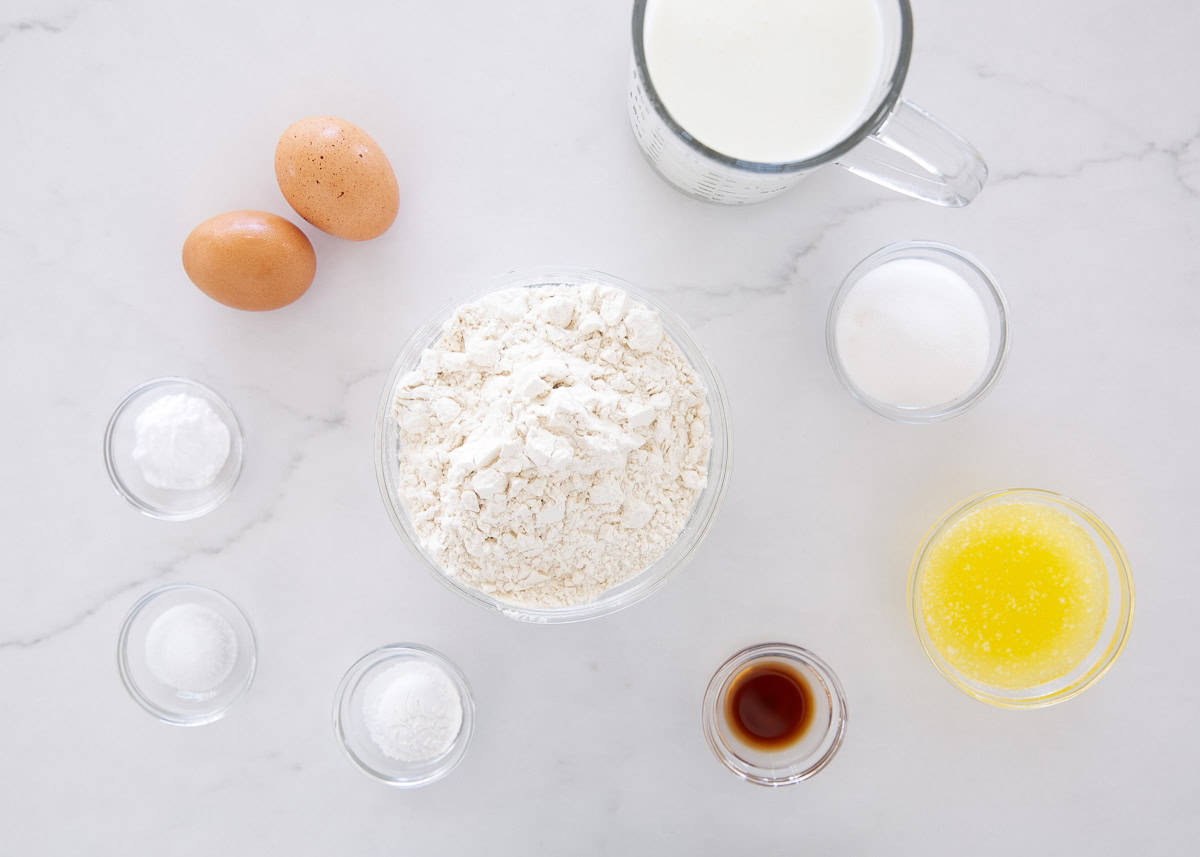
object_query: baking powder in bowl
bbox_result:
[363,661,463,762]
[392,283,712,608]
[131,393,231,490]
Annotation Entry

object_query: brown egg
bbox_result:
[274,116,399,241]
[182,210,316,311]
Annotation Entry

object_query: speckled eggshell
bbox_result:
[274,116,399,241]
[182,210,316,311]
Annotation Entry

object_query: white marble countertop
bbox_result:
[4,0,1199,852]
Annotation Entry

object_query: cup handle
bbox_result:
[835,99,987,207]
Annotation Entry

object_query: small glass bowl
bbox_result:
[104,377,244,521]
[826,241,1009,423]
[702,643,848,786]
[909,488,1134,708]
[117,584,257,726]
[333,644,475,788]
[375,267,732,623]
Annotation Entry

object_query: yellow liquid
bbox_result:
[918,501,1108,690]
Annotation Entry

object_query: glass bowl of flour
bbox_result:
[376,268,731,623]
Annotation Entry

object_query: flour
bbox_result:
[392,284,711,608]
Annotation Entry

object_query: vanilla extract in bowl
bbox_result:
[703,643,847,786]
[724,661,815,751]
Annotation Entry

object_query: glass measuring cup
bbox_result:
[628,0,987,206]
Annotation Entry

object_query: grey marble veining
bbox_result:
[2,0,1198,853]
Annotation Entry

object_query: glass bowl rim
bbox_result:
[116,582,258,726]
[103,376,244,521]
[332,642,476,788]
[825,240,1010,424]
[373,265,733,624]
[908,487,1135,709]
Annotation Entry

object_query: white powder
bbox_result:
[363,661,463,762]
[144,604,238,693]
[393,283,712,608]
[132,393,231,491]
[835,258,991,408]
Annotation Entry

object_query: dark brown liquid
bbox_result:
[724,662,814,751]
